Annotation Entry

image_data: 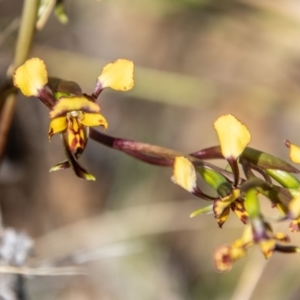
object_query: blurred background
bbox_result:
[1,0,300,299]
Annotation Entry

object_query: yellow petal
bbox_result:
[50,96,100,119]
[259,239,276,259]
[98,59,134,91]
[230,245,247,261]
[13,58,48,96]
[214,114,251,159]
[216,207,230,228]
[213,189,240,224]
[171,156,197,192]
[231,199,248,224]
[273,232,290,243]
[289,193,300,219]
[81,113,108,129]
[289,143,300,164]
[48,116,67,139]
[240,224,254,244]
[221,188,240,204]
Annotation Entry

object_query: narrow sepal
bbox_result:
[47,77,82,97]
[49,160,70,172]
[60,133,95,181]
[190,205,213,218]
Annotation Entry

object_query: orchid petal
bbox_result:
[13,58,48,96]
[50,96,100,119]
[81,113,108,129]
[48,116,67,139]
[98,59,134,91]
[171,156,197,193]
[289,143,300,164]
[214,114,251,159]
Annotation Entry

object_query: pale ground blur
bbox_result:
[1,1,300,299]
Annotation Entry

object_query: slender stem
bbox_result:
[0,0,39,163]
[11,0,40,72]
[89,129,237,182]
[0,94,17,162]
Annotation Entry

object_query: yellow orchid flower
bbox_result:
[214,224,291,272]
[48,96,108,154]
[213,189,248,227]
[214,114,251,187]
[13,57,135,180]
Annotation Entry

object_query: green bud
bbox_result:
[266,169,300,189]
[245,189,260,219]
[197,167,227,191]
[55,3,69,24]
[242,147,299,173]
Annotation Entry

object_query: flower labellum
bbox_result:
[48,96,108,157]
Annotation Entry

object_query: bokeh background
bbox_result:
[1,0,300,299]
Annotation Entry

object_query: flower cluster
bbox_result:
[171,114,300,271]
[13,57,134,180]
[13,58,300,272]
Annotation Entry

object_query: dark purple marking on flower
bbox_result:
[239,214,248,224]
[221,253,232,264]
[217,219,226,229]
